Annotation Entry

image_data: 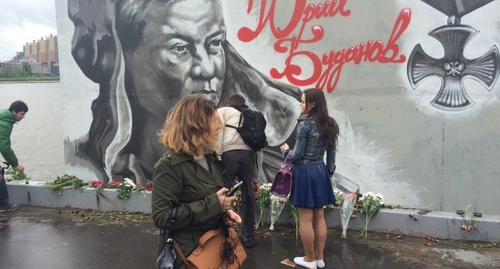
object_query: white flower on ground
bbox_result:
[360,190,384,239]
[123,178,136,189]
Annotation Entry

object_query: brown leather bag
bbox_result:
[174,227,247,269]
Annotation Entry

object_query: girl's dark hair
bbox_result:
[303,88,339,151]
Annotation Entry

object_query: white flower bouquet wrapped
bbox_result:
[340,192,358,239]
[269,194,288,230]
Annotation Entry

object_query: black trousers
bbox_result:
[221,150,256,245]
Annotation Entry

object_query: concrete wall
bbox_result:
[8,182,500,242]
[55,0,500,215]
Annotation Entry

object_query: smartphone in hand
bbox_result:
[226,181,243,196]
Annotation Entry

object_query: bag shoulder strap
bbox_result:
[166,207,178,238]
[159,207,178,244]
[173,240,191,269]
[225,109,244,130]
[173,228,223,269]
[170,207,191,269]
[282,151,293,168]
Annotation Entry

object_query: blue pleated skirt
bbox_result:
[289,162,336,208]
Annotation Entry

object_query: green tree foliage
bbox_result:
[0,63,30,78]
[21,62,32,75]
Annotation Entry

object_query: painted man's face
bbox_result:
[125,0,226,116]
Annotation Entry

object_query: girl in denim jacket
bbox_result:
[281,88,339,269]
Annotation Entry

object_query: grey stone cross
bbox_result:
[407,0,500,111]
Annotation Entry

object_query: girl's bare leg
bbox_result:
[312,207,327,260]
[298,207,316,262]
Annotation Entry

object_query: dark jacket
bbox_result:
[288,119,336,175]
[0,109,18,167]
[152,148,226,268]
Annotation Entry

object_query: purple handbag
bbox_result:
[271,152,293,198]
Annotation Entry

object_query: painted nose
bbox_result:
[191,45,215,79]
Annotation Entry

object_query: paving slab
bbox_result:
[1,206,499,269]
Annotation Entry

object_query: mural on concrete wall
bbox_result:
[65,1,411,178]
[61,0,421,206]
[59,0,500,212]
[66,0,303,185]
[407,0,499,111]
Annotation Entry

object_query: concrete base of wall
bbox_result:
[7,181,151,214]
[7,181,500,242]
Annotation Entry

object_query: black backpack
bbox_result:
[227,107,268,151]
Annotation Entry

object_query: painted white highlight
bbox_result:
[334,110,421,207]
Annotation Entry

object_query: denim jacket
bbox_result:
[286,119,336,175]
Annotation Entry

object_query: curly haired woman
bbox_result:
[152,95,243,268]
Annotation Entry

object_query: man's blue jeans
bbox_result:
[221,150,256,246]
[0,169,10,207]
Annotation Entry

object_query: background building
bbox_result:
[22,34,59,76]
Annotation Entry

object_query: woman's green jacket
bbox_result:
[152,148,226,268]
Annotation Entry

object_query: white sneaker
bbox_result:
[294,257,317,269]
[316,259,325,268]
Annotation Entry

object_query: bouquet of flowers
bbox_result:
[256,183,272,228]
[359,192,384,239]
[340,192,358,239]
[334,189,345,208]
[117,178,137,200]
[269,194,288,230]
[5,167,31,183]
[105,179,137,200]
[43,174,84,191]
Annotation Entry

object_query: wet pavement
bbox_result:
[1,206,499,269]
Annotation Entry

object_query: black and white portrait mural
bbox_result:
[64,0,301,185]
[56,0,500,214]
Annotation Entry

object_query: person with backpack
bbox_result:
[217,93,265,248]
[0,100,28,212]
[280,88,339,269]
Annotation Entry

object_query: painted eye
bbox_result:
[173,44,188,53]
[210,40,222,47]
[207,38,224,54]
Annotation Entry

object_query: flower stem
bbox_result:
[99,197,118,218]
[361,214,372,239]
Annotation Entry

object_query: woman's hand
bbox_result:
[216,188,236,212]
[280,143,289,153]
[224,209,242,226]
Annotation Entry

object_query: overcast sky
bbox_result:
[0,0,57,62]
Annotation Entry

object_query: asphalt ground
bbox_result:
[1,206,499,269]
